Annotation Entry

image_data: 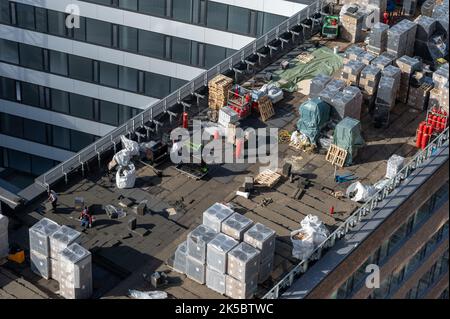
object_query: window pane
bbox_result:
[100,101,119,125]
[52,125,71,149]
[19,44,43,70]
[24,119,47,144]
[0,77,16,100]
[51,89,70,113]
[86,19,112,47]
[48,10,66,37]
[263,13,286,33]
[99,62,118,87]
[74,16,87,41]
[31,156,54,175]
[207,2,227,30]
[35,7,48,33]
[119,0,138,10]
[119,25,138,52]
[145,73,170,98]
[171,78,187,91]
[16,3,35,30]
[69,93,94,120]
[21,82,40,107]
[119,67,138,92]
[0,0,10,24]
[8,149,31,173]
[228,6,250,34]
[139,0,165,16]
[138,30,165,58]
[49,51,68,76]
[0,39,19,64]
[68,55,93,82]
[0,113,23,138]
[70,130,95,152]
[171,38,191,64]
[172,0,192,23]
[204,44,226,68]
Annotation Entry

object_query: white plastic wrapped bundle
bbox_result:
[346,181,377,202]
[290,229,314,260]
[120,135,139,156]
[300,215,330,247]
[386,155,405,179]
[113,149,131,167]
[116,164,136,189]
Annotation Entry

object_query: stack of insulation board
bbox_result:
[370,53,394,70]
[29,218,60,279]
[407,72,434,111]
[432,0,449,39]
[208,75,233,110]
[374,65,402,127]
[318,79,346,105]
[421,0,436,16]
[429,63,449,112]
[367,22,389,55]
[359,65,382,99]
[59,243,93,299]
[343,45,365,64]
[395,56,423,104]
[359,51,377,66]
[387,19,417,58]
[403,0,418,16]
[341,8,365,43]
[341,60,366,86]
[330,86,363,121]
[173,202,276,299]
[0,213,8,258]
[309,74,332,98]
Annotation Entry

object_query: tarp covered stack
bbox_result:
[333,117,365,166]
[297,98,331,144]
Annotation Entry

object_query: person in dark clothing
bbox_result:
[79,206,93,229]
[48,190,58,210]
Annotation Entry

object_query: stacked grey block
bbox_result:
[359,51,377,66]
[341,9,365,43]
[49,225,82,282]
[29,218,60,279]
[387,19,418,58]
[59,243,92,299]
[368,22,389,55]
[381,65,402,101]
[221,213,254,241]
[244,223,276,283]
[395,56,422,104]
[206,233,238,294]
[173,241,188,274]
[0,214,8,258]
[343,45,365,63]
[309,74,332,98]
[341,60,365,86]
[319,79,346,105]
[407,72,434,111]
[374,77,397,127]
[203,203,234,233]
[330,88,363,121]
[403,0,417,16]
[370,54,394,70]
[430,63,449,111]
[186,224,218,284]
[226,243,260,299]
[422,0,436,17]
[432,0,449,38]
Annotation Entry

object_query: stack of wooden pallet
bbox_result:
[258,95,275,122]
[208,75,233,110]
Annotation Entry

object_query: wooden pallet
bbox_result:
[209,75,233,109]
[259,96,275,122]
[325,144,348,167]
[297,52,314,64]
[289,140,303,151]
[255,169,282,187]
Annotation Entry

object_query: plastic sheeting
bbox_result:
[113,149,131,167]
[272,47,344,92]
[291,229,314,260]
[346,181,376,202]
[297,98,331,144]
[121,136,139,156]
[333,117,365,165]
[300,215,330,247]
[116,164,136,189]
[128,290,168,299]
[386,154,405,179]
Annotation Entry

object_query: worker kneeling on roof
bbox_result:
[79,206,93,229]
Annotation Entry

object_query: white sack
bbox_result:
[121,135,140,156]
[346,181,376,202]
[113,149,131,167]
[291,229,314,260]
[116,164,136,189]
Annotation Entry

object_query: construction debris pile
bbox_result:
[0,213,8,259]
[172,202,276,299]
[29,218,92,299]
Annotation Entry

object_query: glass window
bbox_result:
[31,156,54,176]
[35,7,48,33]
[0,113,23,138]
[19,44,43,70]
[8,149,31,173]
[228,6,250,34]
[207,2,227,30]
[118,105,132,124]
[119,25,138,52]
[171,78,187,91]
[49,51,68,76]
[16,3,36,30]
[119,67,138,92]
[0,39,19,64]
[73,16,87,41]
[171,38,190,64]
[0,0,10,24]
[100,101,119,126]
[69,93,94,120]
[172,0,192,23]
[21,82,40,107]
[51,89,70,114]
[204,44,226,68]
[138,30,165,58]
[68,55,93,82]
[262,13,286,34]
[139,0,166,16]
[52,125,71,149]
[145,73,170,98]
[23,119,47,144]
[86,19,112,47]
[47,10,66,37]
[99,62,119,87]
[119,0,138,10]
[0,77,16,101]
[70,130,95,152]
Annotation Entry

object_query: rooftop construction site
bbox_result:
[0,0,449,300]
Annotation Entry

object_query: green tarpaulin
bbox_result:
[333,117,365,166]
[272,46,344,92]
[297,98,331,144]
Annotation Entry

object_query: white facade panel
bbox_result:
[210,0,306,17]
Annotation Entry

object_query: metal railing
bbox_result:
[34,0,329,189]
[262,127,450,299]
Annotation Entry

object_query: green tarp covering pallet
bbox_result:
[272,47,344,93]
[297,98,331,144]
[333,117,365,166]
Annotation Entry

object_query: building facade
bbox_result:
[0,0,307,190]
